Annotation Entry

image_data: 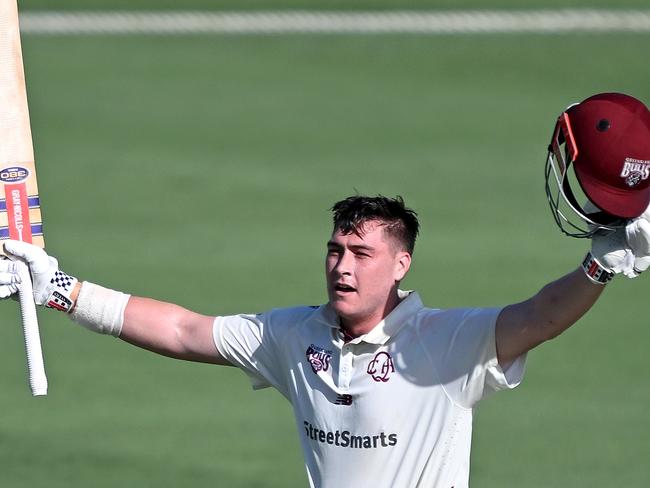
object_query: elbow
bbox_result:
[539,319,566,343]
[170,310,197,356]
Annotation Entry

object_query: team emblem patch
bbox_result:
[620,158,650,187]
[306,344,332,373]
[367,351,395,383]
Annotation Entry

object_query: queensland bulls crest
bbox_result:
[306,344,332,373]
[620,158,650,187]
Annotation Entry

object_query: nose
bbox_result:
[333,250,353,276]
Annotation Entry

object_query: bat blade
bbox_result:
[0,0,43,248]
[0,0,47,396]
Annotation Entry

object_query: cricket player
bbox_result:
[1,92,650,487]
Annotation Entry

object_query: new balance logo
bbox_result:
[335,394,353,406]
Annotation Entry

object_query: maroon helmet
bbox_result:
[545,92,650,237]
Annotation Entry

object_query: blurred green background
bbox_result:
[17,0,650,10]
[1,1,649,487]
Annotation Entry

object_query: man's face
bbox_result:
[325,220,411,331]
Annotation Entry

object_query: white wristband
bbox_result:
[582,251,615,285]
[69,282,130,337]
[45,271,79,313]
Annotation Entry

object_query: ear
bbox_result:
[394,252,412,282]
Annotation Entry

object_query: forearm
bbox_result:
[527,268,604,340]
[497,268,605,364]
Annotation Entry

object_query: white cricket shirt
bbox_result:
[213,291,526,488]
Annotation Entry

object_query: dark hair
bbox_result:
[331,195,419,254]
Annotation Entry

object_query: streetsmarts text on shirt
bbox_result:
[304,421,397,449]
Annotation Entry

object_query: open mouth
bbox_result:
[334,283,357,293]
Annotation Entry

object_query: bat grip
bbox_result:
[16,260,48,396]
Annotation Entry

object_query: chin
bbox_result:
[330,301,366,326]
[328,298,355,319]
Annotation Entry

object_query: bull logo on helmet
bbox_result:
[620,158,650,188]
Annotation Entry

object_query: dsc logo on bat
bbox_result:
[0,166,30,183]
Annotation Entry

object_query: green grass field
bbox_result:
[0,4,649,487]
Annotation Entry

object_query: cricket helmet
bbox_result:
[545,92,650,237]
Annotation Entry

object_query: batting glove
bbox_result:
[0,257,21,298]
[584,208,650,284]
[0,240,78,312]
[625,209,650,277]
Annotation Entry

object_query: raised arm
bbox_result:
[496,269,603,364]
[495,216,650,366]
[1,241,230,366]
[120,296,228,365]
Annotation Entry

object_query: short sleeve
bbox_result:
[213,312,288,395]
[421,307,526,409]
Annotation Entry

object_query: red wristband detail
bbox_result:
[582,251,614,285]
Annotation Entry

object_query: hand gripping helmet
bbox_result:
[545,92,650,238]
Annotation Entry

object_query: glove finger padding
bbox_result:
[3,239,53,274]
[632,256,650,277]
[0,258,19,283]
[0,258,20,298]
[0,287,17,298]
[626,218,650,256]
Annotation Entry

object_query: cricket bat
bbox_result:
[0,0,47,396]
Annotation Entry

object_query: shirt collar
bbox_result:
[314,290,424,345]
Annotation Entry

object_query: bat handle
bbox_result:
[16,260,48,396]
